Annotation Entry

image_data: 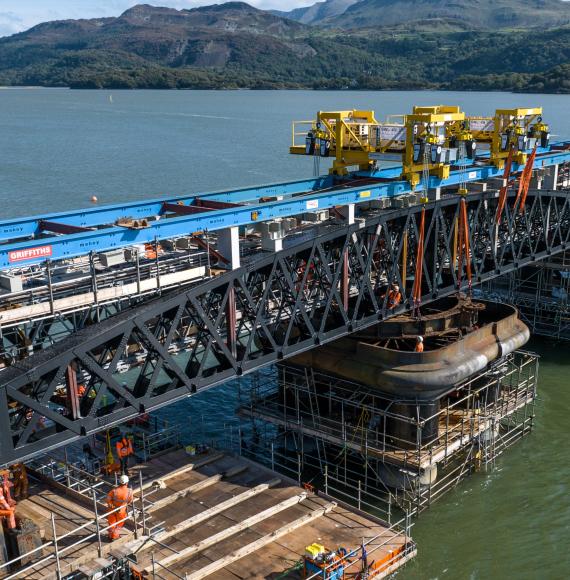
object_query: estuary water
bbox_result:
[0,89,569,579]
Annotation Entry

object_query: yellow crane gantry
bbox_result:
[290,104,548,188]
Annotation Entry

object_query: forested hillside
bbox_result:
[1,2,569,93]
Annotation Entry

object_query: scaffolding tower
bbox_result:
[238,351,538,517]
[479,252,570,340]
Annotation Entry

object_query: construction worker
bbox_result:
[415,336,424,353]
[11,463,28,501]
[381,283,402,310]
[0,472,16,530]
[116,435,134,475]
[106,474,133,541]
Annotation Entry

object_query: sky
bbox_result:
[0,0,316,37]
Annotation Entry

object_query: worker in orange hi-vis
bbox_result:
[414,336,424,353]
[116,435,134,475]
[381,283,402,310]
[106,474,133,541]
[0,473,16,529]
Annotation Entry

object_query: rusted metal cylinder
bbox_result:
[387,400,440,449]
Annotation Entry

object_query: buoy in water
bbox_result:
[90,195,98,203]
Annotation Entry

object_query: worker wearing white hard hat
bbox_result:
[415,336,424,353]
[107,474,133,541]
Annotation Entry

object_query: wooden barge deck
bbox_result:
[2,449,415,579]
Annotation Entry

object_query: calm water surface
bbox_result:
[0,89,569,579]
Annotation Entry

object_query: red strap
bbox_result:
[457,199,472,293]
[412,207,426,313]
[517,145,537,213]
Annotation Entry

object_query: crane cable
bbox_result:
[411,207,426,317]
[458,128,468,195]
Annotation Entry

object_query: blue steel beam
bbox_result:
[0,175,333,243]
[1,146,569,270]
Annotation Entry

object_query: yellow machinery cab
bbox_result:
[290,110,380,175]
[470,107,548,168]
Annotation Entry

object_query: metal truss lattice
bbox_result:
[0,189,569,465]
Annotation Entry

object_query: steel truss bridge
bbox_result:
[1,187,569,465]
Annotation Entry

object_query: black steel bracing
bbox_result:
[0,298,140,365]
[0,189,569,465]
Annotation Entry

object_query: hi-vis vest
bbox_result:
[387,290,402,308]
[108,486,133,509]
[116,438,133,458]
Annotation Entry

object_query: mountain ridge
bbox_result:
[272,0,359,25]
[328,0,570,29]
[0,2,569,93]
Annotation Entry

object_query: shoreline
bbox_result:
[1,85,569,95]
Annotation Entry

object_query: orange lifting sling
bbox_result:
[411,207,426,315]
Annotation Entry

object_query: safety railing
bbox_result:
[291,120,317,149]
[303,524,416,580]
[238,351,538,516]
[1,459,152,579]
[242,351,538,469]
[0,496,143,579]
[138,421,181,462]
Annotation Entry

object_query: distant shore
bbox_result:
[1,85,568,95]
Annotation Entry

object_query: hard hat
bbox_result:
[417,336,423,342]
[393,283,399,290]
[119,475,129,485]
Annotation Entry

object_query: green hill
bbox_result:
[0,2,570,92]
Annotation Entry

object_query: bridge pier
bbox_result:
[239,298,538,515]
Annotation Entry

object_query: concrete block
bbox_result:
[302,210,329,223]
[487,177,507,189]
[124,244,146,261]
[543,163,559,190]
[427,187,441,201]
[337,203,355,224]
[283,217,298,230]
[98,250,125,268]
[369,198,390,210]
[175,237,194,250]
[391,196,409,209]
[262,237,283,252]
[217,226,240,270]
[530,174,544,190]
[0,273,23,293]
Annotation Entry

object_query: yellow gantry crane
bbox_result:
[290,110,380,175]
[290,105,547,188]
[401,105,474,189]
[469,107,549,168]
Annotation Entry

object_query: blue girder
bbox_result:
[1,144,569,270]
